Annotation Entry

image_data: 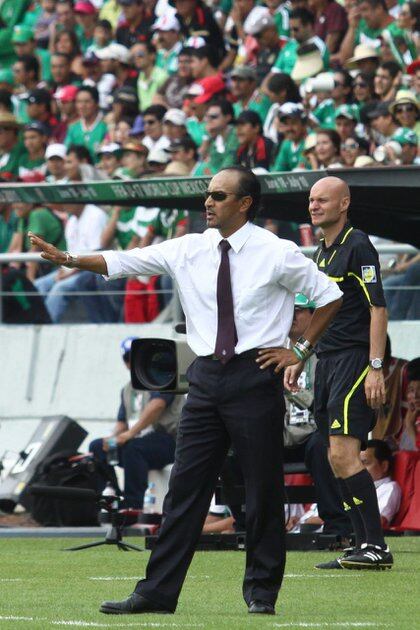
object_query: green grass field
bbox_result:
[0,536,418,629]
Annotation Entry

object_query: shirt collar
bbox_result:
[211,221,253,254]
[374,476,392,489]
[321,221,353,250]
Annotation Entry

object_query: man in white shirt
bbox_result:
[34,203,107,322]
[360,439,401,528]
[29,166,342,616]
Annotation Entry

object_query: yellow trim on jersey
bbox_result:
[340,227,354,244]
[315,249,323,265]
[343,365,370,434]
[327,250,337,265]
[348,272,372,306]
[328,276,344,282]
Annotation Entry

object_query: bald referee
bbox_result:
[276,176,392,571]
[29,167,342,616]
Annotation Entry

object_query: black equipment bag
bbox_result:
[26,451,99,526]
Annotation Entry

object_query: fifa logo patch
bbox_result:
[361,266,377,283]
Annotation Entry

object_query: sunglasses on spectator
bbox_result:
[135,51,147,58]
[341,141,359,150]
[354,81,368,88]
[204,190,238,201]
[395,104,415,113]
[144,118,158,125]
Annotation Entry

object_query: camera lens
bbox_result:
[132,340,176,389]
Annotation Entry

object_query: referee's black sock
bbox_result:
[336,477,365,548]
[343,469,386,549]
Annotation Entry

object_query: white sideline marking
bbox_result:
[89,575,209,581]
[0,578,23,582]
[273,623,387,628]
[52,622,203,628]
[0,616,35,622]
[285,574,355,578]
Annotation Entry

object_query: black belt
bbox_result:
[202,349,260,361]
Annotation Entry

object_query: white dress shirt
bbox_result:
[375,476,402,525]
[66,204,108,253]
[102,221,342,356]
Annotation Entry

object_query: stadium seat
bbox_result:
[390,450,420,531]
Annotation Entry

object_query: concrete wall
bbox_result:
[1,321,419,423]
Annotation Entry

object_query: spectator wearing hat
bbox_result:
[116,0,156,49]
[131,41,168,111]
[171,0,225,65]
[313,127,342,168]
[96,142,123,178]
[345,43,380,74]
[118,140,149,178]
[271,102,307,171]
[96,43,135,90]
[201,99,239,173]
[52,85,79,143]
[12,25,52,84]
[50,52,81,91]
[45,143,67,182]
[339,0,398,66]
[389,127,419,165]
[152,14,183,76]
[185,75,226,145]
[374,61,401,103]
[0,113,24,179]
[231,66,271,123]
[389,90,420,139]
[64,85,108,161]
[308,0,348,53]
[147,146,171,173]
[245,13,285,85]
[165,136,199,174]
[235,109,274,170]
[141,104,170,152]
[26,88,59,136]
[163,109,188,142]
[271,8,329,77]
[340,134,370,167]
[313,70,354,129]
[368,101,398,144]
[334,104,360,142]
[154,47,194,110]
[74,1,98,54]
[18,121,49,182]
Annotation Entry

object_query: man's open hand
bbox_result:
[256,348,300,374]
[364,368,386,409]
[28,231,67,266]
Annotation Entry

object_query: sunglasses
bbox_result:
[144,118,158,125]
[204,190,238,202]
[341,141,359,150]
[395,104,415,113]
[354,81,368,88]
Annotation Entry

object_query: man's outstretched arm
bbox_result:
[28,231,108,274]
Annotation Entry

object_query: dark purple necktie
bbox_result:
[215,239,237,364]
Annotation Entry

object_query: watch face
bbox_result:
[371,359,383,369]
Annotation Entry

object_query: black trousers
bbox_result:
[135,355,286,612]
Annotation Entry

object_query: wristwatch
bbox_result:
[369,358,383,370]
[63,252,78,268]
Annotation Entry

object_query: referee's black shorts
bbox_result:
[314,347,376,448]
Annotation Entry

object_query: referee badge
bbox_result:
[361,266,377,283]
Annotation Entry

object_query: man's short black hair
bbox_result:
[366,439,393,472]
[208,98,235,119]
[379,60,401,79]
[407,357,420,381]
[77,85,100,104]
[167,136,198,160]
[289,7,315,25]
[67,144,94,164]
[97,19,113,31]
[267,73,301,102]
[236,109,263,132]
[51,51,72,64]
[17,54,40,80]
[143,104,167,121]
[219,166,261,222]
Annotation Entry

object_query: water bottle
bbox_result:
[143,482,157,514]
[107,437,119,466]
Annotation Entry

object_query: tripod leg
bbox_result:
[64,541,108,551]
[117,541,143,552]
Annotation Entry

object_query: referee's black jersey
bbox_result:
[314,223,386,354]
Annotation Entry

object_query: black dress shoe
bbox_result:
[248,600,275,615]
[100,593,172,615]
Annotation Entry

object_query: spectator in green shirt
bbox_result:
[201,99,239,174]
[152,13,183,75]
[65,85,108,162]
[0,0,30,69]
[0,203,18,253]
[271,102,307,172]
[0,112,25,179]
[231,66,271,124]
[12,25,52,83]
[313,70,354,129]
[133,41,169,111]
[12,55,42,124]
[74,0,97,53]
[18,121,48,182]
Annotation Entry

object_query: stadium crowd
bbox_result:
[0,0,419,323]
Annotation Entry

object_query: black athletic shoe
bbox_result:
[315,547,355,569]
[339,544,393,571]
